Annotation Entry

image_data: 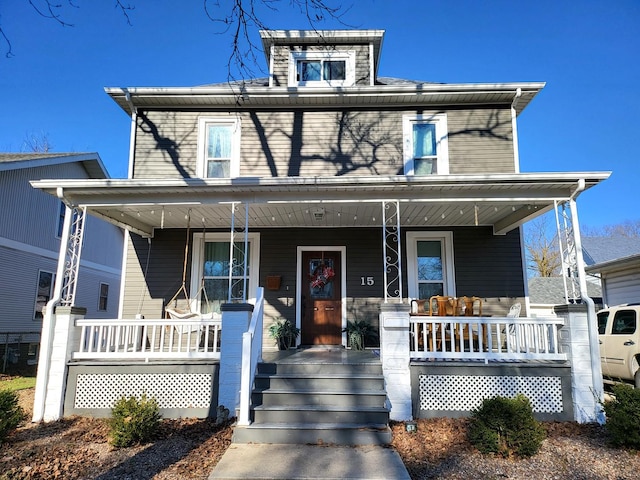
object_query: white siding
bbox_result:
[603,269,640,306]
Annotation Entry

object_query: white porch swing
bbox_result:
[165,214,215,323]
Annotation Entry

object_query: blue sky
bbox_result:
[1,0,638,230]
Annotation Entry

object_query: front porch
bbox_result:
[30,173,607,426]
[49,300,582,427]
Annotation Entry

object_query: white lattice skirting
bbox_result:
[419,374,563,413]
[74,373,213,409]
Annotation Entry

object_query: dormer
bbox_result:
[260,29,385,87]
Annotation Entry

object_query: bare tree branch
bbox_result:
[203,0,351,81]
[23,130,53,152]
[28,0,76,27]
[0,26,13,58]
[114,0,135,26]
[525,215,562,277]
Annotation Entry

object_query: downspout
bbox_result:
[32,189,73,422]
[569,179,605,420]
[125,89,137,180]
[511,88,522,173]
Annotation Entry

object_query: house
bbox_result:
[30,30,610,437]
[583,236,640,306]
[0,153,123,373]
[528,276,602,318]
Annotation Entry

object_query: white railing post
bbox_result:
[41,306,86,422]
[219,303,254,418]
[555,303,603,423]
[380,303,412,421]
[239,288,264,426]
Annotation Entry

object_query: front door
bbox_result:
[301,251,342,345]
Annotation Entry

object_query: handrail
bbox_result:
[238,287,264,426]
[409,316,566,362]
[73,317,221,361]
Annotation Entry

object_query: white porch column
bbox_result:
[380,303,412,421]
[42,306,85,421]
[555,303,603,423]
[219,303,253,416]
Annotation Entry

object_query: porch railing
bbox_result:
[409,316,566,362]
[73,318,222,361]
[238,287,264,426]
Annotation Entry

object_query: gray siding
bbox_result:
[0,246,120,332]
[133,107,514,179]
[271,44,371,86]
[0,161,123,334]
[122,230,193,319]
[0,163,123,267]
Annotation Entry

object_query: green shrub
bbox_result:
[468,394,546,457]
[108,394,161,447]
[603,383,640,448]
[0,389,25,443]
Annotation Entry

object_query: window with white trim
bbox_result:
[289,51,355,87]
[403,114,449,175]
[197,118,241,178]
[190,233,260,315]
[34,270,55,320]
[406,232,456,300]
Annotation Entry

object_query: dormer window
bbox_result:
[289,51,355,87]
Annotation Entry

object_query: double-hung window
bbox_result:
[197,118,241,178]
[406,232,456,300]
[289,51,355,87]
[190,233,260,315]
[403,114,449,175]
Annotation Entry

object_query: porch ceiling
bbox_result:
[31,172,610,238]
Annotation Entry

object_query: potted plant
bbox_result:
[268,318,300,350]
[343,320,378,351]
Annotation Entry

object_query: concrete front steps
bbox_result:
[232,355,391,445]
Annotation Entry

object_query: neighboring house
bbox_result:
[528,276,602,318]
[31,30,610,432]
[0,153,123,372]
[583,236,640,307]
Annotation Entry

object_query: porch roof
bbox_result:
[31,172,610,238]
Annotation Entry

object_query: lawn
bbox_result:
[0,375,36,392]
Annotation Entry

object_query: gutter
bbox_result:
[569,179,605,422]
[511,88,522,173]
[124,89,138,179]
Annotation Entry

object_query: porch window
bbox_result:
[98,283,109,311]
[191,233,260,315]
[289,51,355,87]
[197,118,241,178]
[34,270,54,320]
[403,114,449,175]
[406,232,456,301]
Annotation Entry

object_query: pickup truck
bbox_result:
[598,304,640,388]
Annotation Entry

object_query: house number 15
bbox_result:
[360,276,375,286]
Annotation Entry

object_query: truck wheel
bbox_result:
[635,369,640,389]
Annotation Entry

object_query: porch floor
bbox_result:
[261,346,381,365]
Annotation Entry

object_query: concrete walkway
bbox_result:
[209,443,411,480]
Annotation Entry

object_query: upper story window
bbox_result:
[289,51,355,87]
[403,114,449,175]
[197,118,241,178]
